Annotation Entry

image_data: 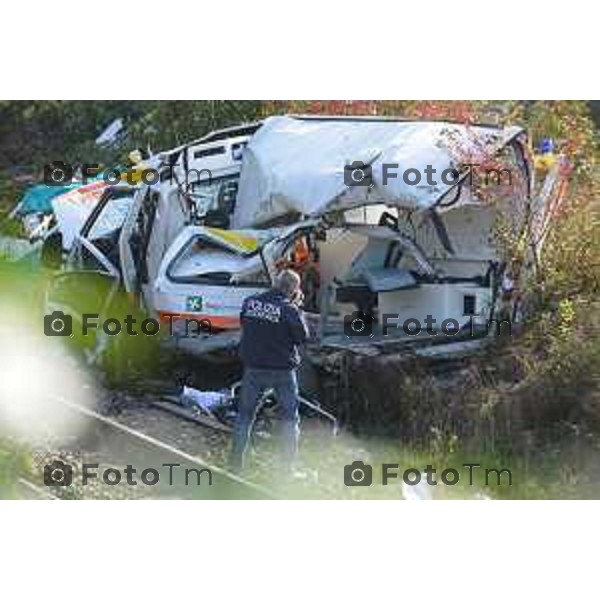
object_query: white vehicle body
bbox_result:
[50,115,570,355]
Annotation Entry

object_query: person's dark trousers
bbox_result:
[230,367,300,472]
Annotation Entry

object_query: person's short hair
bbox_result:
[274,269,301,297]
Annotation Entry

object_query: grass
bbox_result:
[237,421,600,499]
[0,438,30,499]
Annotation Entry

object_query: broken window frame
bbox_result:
[165,233,271,288]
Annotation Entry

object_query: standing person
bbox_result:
[230,269,310,472]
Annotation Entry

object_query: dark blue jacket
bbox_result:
[239,288,310,370]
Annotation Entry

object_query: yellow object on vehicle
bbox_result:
[203,227,262,254]
[120,162,149,184]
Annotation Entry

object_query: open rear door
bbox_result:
[119,184,190,311]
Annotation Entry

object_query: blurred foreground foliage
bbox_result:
[0,437,29,499]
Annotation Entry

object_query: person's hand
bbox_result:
[291,289,304,307]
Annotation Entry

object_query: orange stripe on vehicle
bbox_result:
[158,311,240,330]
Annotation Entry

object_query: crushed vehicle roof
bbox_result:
[232,115,524,228]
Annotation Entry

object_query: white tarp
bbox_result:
[233,116,523,228]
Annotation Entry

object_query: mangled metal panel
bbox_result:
[51,180,108,250]
[233,116,523,228]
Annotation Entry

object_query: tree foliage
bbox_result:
[0,100,264,173]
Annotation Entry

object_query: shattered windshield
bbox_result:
[167,234,269,286]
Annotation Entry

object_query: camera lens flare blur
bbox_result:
[0,298,94,444]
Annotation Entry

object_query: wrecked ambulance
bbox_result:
[45,115,570,366]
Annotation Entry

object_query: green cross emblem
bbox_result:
[186,296,203,311]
